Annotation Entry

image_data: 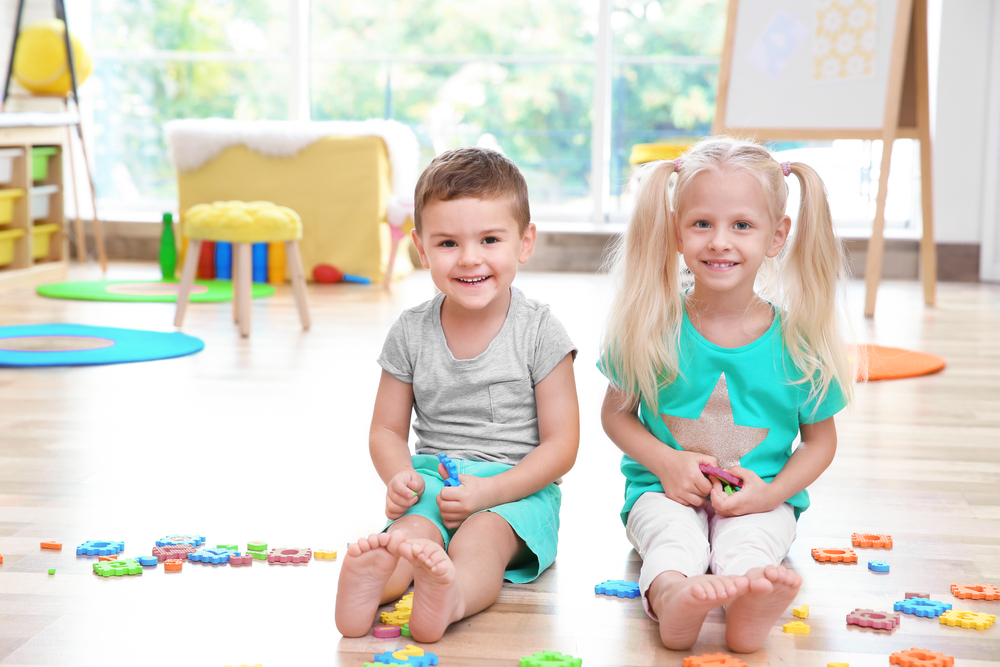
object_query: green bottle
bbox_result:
[160,212,177,280]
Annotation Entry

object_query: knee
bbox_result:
[389,515,443,542]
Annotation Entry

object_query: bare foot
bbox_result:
[648,572,750,650]
[335,531,406,637]
[724,564,802,653]
[398,538,465,643]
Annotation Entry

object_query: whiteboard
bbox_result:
[719,0,903,133]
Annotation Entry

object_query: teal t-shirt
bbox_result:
[600,307,845,525]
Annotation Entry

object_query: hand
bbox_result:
[654,450,718,507]
[436,467,496,530]
[385,469,425,520]
[709,466,778,517]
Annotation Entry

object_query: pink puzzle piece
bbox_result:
[152,544,197,562]
[847,608,901,631]
[267,547,312,563]
[229,552,254,566]
[698,464,743,488]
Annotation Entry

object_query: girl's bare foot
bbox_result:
[335,532,406,637]
[724,564,802,653]
[648,572,750,650]
[398,538,465,643]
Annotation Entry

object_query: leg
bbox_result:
[231,244,240,323]
[237,243,252,337]
[709,503,800,653]
[335,514,443,638]
[286,240,311,330]
[173,239,201,327]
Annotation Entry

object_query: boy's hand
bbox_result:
[385,469,424,520]
[709,467,777,517]
[653,450,717,507]
[436,473,495,530]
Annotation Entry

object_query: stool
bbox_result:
[174,201,310,337]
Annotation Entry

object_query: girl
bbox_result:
[599,137,853,653]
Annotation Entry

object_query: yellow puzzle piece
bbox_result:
[793,605,809,618]
[314,549,337,560]
[393,645,424,660]
[939,609,995,630]
[783,621,810,634]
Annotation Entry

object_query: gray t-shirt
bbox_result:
[377,287,577,464]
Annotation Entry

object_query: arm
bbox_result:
[601,384,716,507]
[436,354,579,529]
[710,416,838,517]
[370,370,425,519]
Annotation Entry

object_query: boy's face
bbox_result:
[411,197,536,313]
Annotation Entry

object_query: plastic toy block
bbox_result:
[135,555,158,567]
[698,464,743,489]
[76,540,124,556]
[894,598,952,618]
[939,609,995,630]
[267,547,312,563]
[247,541,267,552]
[188,548,232,564]
[949,583,1000,600]
[164,559,183,571]
[229,552,254,566]
[154,534,205,547]
[682,654,748,667]
[782,621,810,634]
[380,610,410,626]
[98,555,118,562]
[152,544,196,562]
[846,608,900,631]
[595,579,640,598]
[373,625,400,638]
[401,623,410,637]
[811,547,857,563]
[793,605,809,618]
[436,452,460,487]
[868,560,890,572]
[851,532,893,549]
[889,648,954,667]
[217,544,238,551]
[48,568,55,575]
[314,550,338,560]
[93,558,143,577]
[519,650,582,667]
[905,591,930,599]
[40,541,62,550]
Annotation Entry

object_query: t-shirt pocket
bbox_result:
[488,379,536,424]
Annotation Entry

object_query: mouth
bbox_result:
[703,261,738,269]
[456,276,491,285]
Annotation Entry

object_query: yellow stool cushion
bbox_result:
[184,201,302,243]
[629,142,696,165]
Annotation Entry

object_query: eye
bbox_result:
[439,240,457,248]
[482,236,499,245]
[694,220,710,229]
[733,221,751,231]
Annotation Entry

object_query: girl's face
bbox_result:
[675,169,790,301]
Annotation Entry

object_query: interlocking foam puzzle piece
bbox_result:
[48,568,55,575]
[827,663,849,667]
[782,621,810,633]
[373,625,400,638]
[793,605,809,618]
[76,540,124,556]
[906,591,930,599]
[217,544,238,550]
[1,553,4,564]
[152,544,196,562]
[595,579,641,598]
[851,532,893,549]
[380,610,410,626]
[188,548,232,564]
[950,583,1000,600]
[939,609,995,630]
[374,644,438,667]
[154,534,205,547]
[135,555,158,566]
[698,464,743,488]
[164,558,183,571]
[519,650,582,667]
[229,552,254,566]
[93,558,142,577]
[846,608,901,630]
[98,555,118,562]
[40,541,62,550]
[314,550,338,559]
[894,598,952,618]
[247,541,268,552]
[889,648,954,667]
[682,654,748,667]
[436,452,460,487]
[267,547,312,563]
[868,560,890,572]
[811,547,858,563]
[401,623,410,637]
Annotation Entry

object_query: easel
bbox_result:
[714,0,935,317]
[2,0,107,271]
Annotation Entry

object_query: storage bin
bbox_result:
[32,147,58,181]
[30,184,59,220]
[0,148,24,184]
[0,188,25,225]
[32,223,59,259]
[0,227,25,267]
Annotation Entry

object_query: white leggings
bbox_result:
[625,491,797,619]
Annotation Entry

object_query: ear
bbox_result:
[767,215,791,258]
[518,223,537,264]
[411,228,431,270]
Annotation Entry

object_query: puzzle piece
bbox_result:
[682,654,748,667]
[519,651,582,667]
[155,534,205,547]
[229,552,254,566]
[152,544,196,562]
[868,560,890,572]
[950,583,1000,600]
[939,609,995,630]
[188,548,232,564]
[811,547,857,563]
[217,543,238,551]
[135,555,158,566]
[164,559,183,571]
[905,591,929,599]
[894,598,952,618]
[247,541,268,552]
[782,621,810,633]
[851,532,893,549]
[48,568,55,575]
[827,663,849,667]
[314,550,338,560]
[267,547,312,563]
[374,644,438,667]
[98,555,118,562]
[436,452,460,487]
[595,579,640,598]
[698,464,743,489]
[76,540,124,556]
[40,541,62,550]
[401,623,410,637]
[380,610,410,626]
[846,608,900,631]
[793,605,809,618]
[93,558,142,577]
[373,625,400,638]
[889,647,954,667]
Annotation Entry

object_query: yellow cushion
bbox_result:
[183,201,302,243]
[629,142,695,165]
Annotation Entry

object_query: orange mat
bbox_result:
[853,344,946,381]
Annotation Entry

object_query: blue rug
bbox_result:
[0,324,204,367]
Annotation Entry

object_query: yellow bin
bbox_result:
[0,227,26,266]
[32,223,59,259]
[0,188,25,225]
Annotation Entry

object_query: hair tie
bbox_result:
[780,161,792,177]
[673,158,683,172]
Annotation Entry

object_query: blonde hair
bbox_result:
[601,136,854,415]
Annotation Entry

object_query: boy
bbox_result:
[335,147,579,643]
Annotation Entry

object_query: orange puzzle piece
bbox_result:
[812,547,858,563]
[950,583,1000,600]
[889,647,954,667]
[682,654,748,667]
[164,558,183,571]
[98,555,118,562]
[851,532,892,549]
[40,541,62,550]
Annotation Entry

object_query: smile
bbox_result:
[704,261,737,268]
[457,276,490,284]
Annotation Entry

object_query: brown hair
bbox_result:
[413,146,531,236]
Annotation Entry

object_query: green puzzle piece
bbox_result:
[93,558,143,577]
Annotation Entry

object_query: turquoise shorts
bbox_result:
[385,454,561,583]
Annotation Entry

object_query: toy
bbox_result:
[436,452,461,487]
[152,544,196,562]
[811,547,858,563]
[894,598,952,618]
[905,591,930,599]
[682,654,747,667]
[782,621,809,633]
[247,541,267,551]
[267,547,312,563]
[313,263,371,285]
[229,552,254,566]
[938,609,995,630]
[851,532,892,549]
[380,610,410,626]
[12,19,92,96]
[164,559,183,571]
[0,554,3,563]
[40,541,62,550]
[950,583,1000,600]
[48,568,55,575]
[374,644,438,667]
[698,464,743,489]
[188,548,233,564]
[314,550,338,560]
[373,625,400,638]
[217,544,239,551]
[76,540,124,556]
[93,558,142,577]
[827,664,849,667]
[519,650,582,667]
[868,560,890,572]
[160,213,177,279]
[97,555,118,562]
[846,608,900,631]
[889,648,954,667]
[595,579,640,598]
[135,555,158,567]
[401,623,410,637]
[155,534,205,547]
[792,605,809,618]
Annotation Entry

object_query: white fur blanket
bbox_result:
[164,118,420,197]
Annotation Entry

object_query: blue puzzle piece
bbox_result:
[868,560,890,572]
[135,555,158,566]
[893,598,952,617]
[155,534,205,547]
[595,579,640,598]
[436,452,460,487]
[188,548,232,564]
[374,651,439,667]
[76,540,125,556]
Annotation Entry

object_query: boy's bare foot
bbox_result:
[398,538,465,643]
[724,564,802,653]
[648,572,750,651]
[335,531,406,637]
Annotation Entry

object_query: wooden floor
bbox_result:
[0,262,998,667]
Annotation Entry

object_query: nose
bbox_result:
[708,227,732,251]
[458,243,482,267]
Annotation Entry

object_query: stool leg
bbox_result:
[231,243,240,324]
[286,240,311,331]
[174,239,201,327]
[237,243,252,337]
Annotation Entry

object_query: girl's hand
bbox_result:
[654,451,718,507]
[436,468,496,530]
[709,467,778,517]
[385,469,424,520]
